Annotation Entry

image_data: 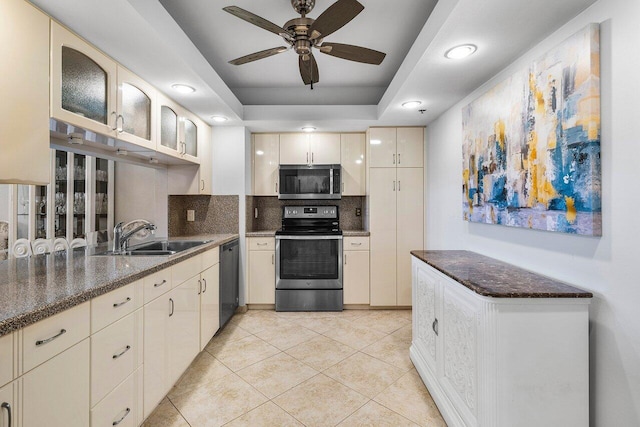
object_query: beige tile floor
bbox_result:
[143,309,446,427]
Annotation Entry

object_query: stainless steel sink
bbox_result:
[93,240,211,256]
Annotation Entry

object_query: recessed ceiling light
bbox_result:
[302,126,316,132]
[445,44,477,59]
[171,84,196,94]
[211,115,228,122]
[402,101,422,109]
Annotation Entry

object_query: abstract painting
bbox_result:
[462,24,601,236]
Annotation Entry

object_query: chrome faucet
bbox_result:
[113,220,157,253]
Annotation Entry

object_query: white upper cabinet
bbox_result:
[340,133,366,195]
[156,93,200,164]
[253,134,280,196]
[280,133,340,165]
[51,21,118,138]
[116,66,156,150]
[0,0,50,185]
[369,127,424,168]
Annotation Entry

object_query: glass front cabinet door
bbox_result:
[51,22,156,151]
[156,93,200,164]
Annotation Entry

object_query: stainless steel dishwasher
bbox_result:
[219,239,239,328]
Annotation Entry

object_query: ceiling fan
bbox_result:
[223,0,386,88]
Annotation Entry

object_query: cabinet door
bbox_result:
[253,134,280,196]
[169,277,200,385]
[199,121,213,194]
[369,128,396,167]
[343,251,370,304]
[23,339,90,427]
[116,66,156,150]
[249,250,275,304]
[182,114,200,163]
[156,93,180,157]
[396,168,424,306]
[143,295,170,419]
[340,134,366,195]
[310,133,341,164]
[414,264,438,375]
[369,168,397,306]
[51,22,117,137]
[200,264,220,351]
[397,128,424,168]
[0,381,15,427]
[90,369,140,427]
[280,134,310,165]
[0,333,12,388]
[0,0,50,185]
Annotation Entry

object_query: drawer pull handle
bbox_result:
[432,318,439,336]
[169,298,174,317]
[203,278,207,293]
[2,402,12,427]
[198,279,202,295]
[113,297,131,308]
[112,407,131,426]
[112,345,131,360]
[36,329,66,346]
[154,279,167,288]
[257,242,268,246]
[350,242,362,246]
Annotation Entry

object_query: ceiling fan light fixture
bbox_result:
[402,100,422,109]
[302,126,316,132]
[445,44,477,59]
[211,115,228,122]
[171,84,196,94]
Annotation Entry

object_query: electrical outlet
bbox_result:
[187,210,195,222]
[355,208,361,217]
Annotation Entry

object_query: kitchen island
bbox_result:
[411,250,592,427]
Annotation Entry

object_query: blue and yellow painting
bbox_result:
[462,24,601,236]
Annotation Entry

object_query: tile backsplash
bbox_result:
[246,196,365,232]
[169,195,239,236]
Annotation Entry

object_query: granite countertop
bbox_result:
[0,234,238,336]
[246,230,370,237]
[411,250,593,298]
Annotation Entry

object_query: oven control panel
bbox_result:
[283,206,338,219]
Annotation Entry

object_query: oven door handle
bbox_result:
[275,235,343,240]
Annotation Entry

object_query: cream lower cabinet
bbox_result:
[200,263,220,350]
[369,167,423,307]
[0,381,16,427]
[91,369,142,427]
[0,334,12,388]
[23,339,90,427]
[411,257,590,427]
[343,237,370,305]
[144,275,200,418]
[247,237,276,304]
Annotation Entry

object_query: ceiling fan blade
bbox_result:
[223,6,288,37]
[229,47,289,65]
[319,42,386,65]
[308,0,364,41]
[299,54,320,85]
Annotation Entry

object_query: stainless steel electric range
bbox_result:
[275,206,343,311]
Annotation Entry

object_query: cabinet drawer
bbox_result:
[202,247,220,270]
[0,333,12,387]
[344,236,370,251]
[90,310,142,408]
[91,368,141,427]
[23,302,90,373]
[249,237,275,251]
[172,255,202,287]
[91,280,142,334]
[143,268,172,304]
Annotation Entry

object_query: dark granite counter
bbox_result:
[411,250,593,298]
[343,230,370,237]
[0,234,238,336]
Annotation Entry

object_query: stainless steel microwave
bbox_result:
[278,164,341,200]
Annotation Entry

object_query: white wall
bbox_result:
[114,163,168,237]
[425,0,640,424]
[211,126,251,306]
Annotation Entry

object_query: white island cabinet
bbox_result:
[411,251,592,427]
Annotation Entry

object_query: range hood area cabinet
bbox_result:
[279,133,341,165]
[51,21,157,151]
[368,127,425,307]
[251,132,365,196]
[0,0,50,185]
